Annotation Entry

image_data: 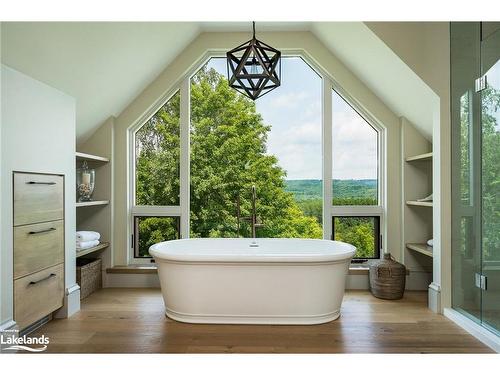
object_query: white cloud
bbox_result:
[267,91,310,109]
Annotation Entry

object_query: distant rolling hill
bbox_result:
[285,179,377,201]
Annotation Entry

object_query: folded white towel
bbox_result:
[76,239,100,251]
[76,231,101,242]
[427,239,434,247]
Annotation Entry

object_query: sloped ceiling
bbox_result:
[1,21,434,142]
[311,22,436,139]
[1,22,201,142]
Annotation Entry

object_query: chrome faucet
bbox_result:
[236,185,264,238]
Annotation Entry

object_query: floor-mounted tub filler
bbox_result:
[150,238,356,325]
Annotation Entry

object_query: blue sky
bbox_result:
[206,57,378,180]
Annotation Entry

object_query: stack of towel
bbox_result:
[76,231,101,251]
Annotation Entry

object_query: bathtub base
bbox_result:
[151,239,356,327]
[165,308,341,325]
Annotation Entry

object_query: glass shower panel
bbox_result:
[480,26,500,334]
[451,22,482,322]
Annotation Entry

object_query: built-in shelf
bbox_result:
[76,242,110,258]
[406,200,433,207]
[406,152,433,162]
[406,243,433,258]
[76,200,109,208]
[76,151,109,163]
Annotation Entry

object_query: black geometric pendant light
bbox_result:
[226,22,281,100]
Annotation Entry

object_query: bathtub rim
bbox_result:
[149,238,356,263]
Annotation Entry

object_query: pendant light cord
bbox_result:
[252,21,256,38]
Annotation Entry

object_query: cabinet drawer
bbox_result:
[14,220,64,279]
[14,263,64,330]
[14,173,64,226]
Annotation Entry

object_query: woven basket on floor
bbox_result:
[369,253,406,300]
[76,258,102,300]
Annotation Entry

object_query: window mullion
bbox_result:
[323,77,333,240]
[180,77,190,238]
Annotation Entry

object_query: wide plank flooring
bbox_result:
[30,288,493,353]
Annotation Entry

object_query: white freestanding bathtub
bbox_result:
[149,238,356,325]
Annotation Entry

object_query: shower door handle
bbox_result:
[475,273,487,291]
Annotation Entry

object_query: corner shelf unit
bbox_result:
[401,118,434,289]
[76,242,110,258]
[75,146,112,293]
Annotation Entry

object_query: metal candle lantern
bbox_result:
[76,161,95,202]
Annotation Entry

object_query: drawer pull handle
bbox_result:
[26,181,56,185]
[28,228,56,235]
[29,273,56,285]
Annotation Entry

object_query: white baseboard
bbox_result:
[54,283,80,318]
[444,308,500,353]
[405,271,432,291]
[345,274,369,290]
[103,273,430,291]
[428,282,441,313]
[106,273,160,288]
[346,273,430,291]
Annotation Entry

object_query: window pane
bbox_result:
[332,90,378,205]
[333,216,379,259]
[134,216,180,258]
[135,90,180,206]
[190,57,322,239]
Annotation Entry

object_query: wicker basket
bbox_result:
[369,253,406,300]
[76,258,102,300]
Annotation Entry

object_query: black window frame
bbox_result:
[133,215,181,258]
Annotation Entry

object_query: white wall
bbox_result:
[0,24,3,328]
[1,65,78,326]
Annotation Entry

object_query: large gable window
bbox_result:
[129,53,385,262]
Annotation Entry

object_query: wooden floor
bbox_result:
[30,288,493,353]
